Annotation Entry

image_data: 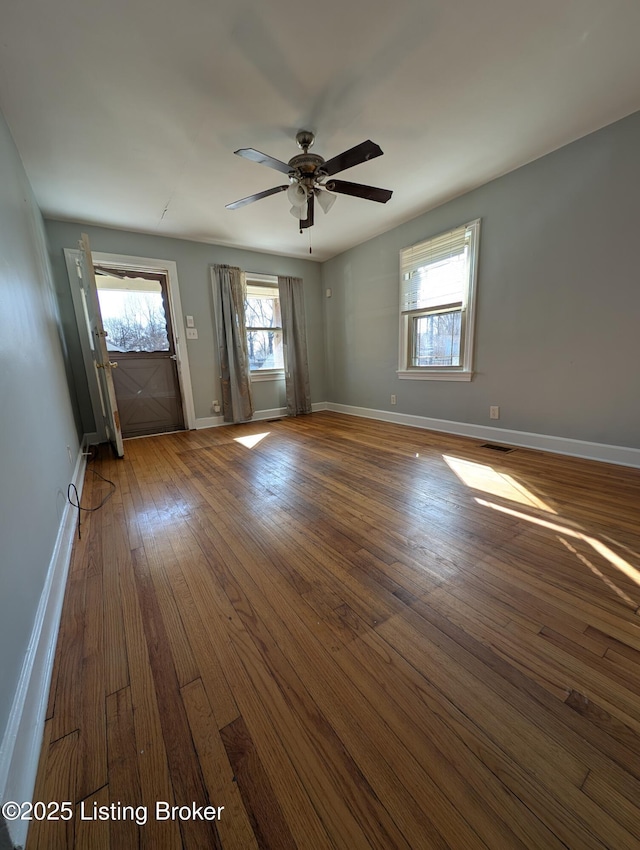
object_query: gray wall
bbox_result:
[0,112,80,745]
[44,221,326,425]
[322,110,640,450]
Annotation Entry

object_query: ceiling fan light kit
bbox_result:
[316,189,336,214]
[287,182,308,206]
[287,181,310,221]
[226,130,392,231]
[289,202,308,220]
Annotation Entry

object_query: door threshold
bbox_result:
[123,428,188,441]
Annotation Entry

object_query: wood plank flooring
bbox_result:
[26,412,640,849]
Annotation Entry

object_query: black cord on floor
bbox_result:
[67,447,116,539]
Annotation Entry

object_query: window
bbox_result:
[245,274,284,379]
[96,273,170,353]
[398,219,480,381]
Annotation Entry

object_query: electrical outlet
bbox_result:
[212,400,221,413]
[391,394,397,405]
[490,406,500,420]
[186,328,198,340]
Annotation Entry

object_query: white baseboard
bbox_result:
[195,402,327,430]
[198,402,638,467]
[195,414,225,429]
[0,443,87,849]
[325,403,640,469]
[195,407,286,429]
[252,407,287,421]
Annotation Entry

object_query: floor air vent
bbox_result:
[481,443,515,453]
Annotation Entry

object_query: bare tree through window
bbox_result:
[99,291,170,352]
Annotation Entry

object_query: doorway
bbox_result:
[65,246,196,447]
[95,267,185,438]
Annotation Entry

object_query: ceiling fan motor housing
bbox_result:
[288,152,326,182]
[289,129,326,187]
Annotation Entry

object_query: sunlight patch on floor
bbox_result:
[557,536,637,609]
[588,537,640,589]
[443,455,555,512]
[234,432,270,449]
[477,497,640,590]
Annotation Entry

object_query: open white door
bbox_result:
[77,233,125,457]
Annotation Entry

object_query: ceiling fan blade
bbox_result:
[225,185,288,210]
[300,193,315,230]
[325,179,392,203]
[321,140,383,177]
[234,147,292,174]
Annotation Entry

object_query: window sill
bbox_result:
[397,369,473,382]
[250,371,285,382]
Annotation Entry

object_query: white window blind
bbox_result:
[246,282,279,301]
[400,224,470,313]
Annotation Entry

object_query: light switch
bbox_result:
[186,328,198,339]
[185,315,195,328]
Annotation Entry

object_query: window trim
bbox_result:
[244,273,285,381]
[398,219,480,381]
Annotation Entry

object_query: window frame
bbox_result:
[244,273,285,382]
[398,219,480,382]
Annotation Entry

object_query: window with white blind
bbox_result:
[398,219,480,381]
[244,274,284,380]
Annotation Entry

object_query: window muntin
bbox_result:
[245,278,284,373]
[399,220,479,380]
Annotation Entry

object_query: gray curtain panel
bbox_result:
[211,264,254,423]
[278,276,312,416]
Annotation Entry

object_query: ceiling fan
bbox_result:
[226,130,392,230]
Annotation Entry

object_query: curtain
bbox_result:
[278,276,312,416]
[211,264,254,423]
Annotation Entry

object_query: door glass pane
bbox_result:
[413,310,462,366]
[96,275,170,352]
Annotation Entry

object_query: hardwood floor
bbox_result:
[26,411,640,849]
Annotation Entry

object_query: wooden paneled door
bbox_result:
[94,266,185,438]
[78,234,125,457]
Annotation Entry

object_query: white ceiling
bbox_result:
[1,0,640,262]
